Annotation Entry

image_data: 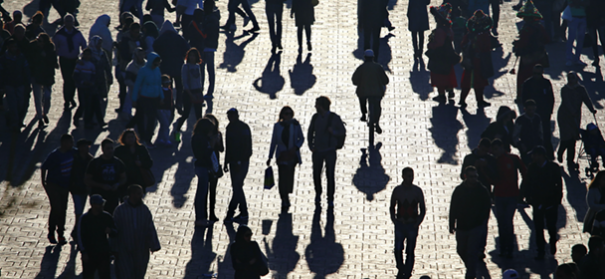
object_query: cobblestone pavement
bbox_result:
[1,0,604,278]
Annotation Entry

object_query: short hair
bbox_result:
[464,165,478,175]
[60,134,74,142]
[128,184,143,194]
[572,244,587,255]
[130,22,141,30]
[588,236,604,252]
[555,263,578,278]
[402,167,414,175]
[101,138,114,148]
[478,138,491,148]
[491,138,503,148]
[316,96,331,110]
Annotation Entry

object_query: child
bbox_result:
[157,74,174,146]
[582,123,605,170]
[73,48,103,129]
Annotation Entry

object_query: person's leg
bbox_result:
[542,115,554,160]
[297,26,303,50]
[203,52,216,97]
[71,193,87,239]
[43,85,51,117]
[73,88,85,125]
[305,24,312,48]
[61,57,77,106]
[545,205,559,254]
[598,25,605,60]
[56,187,69,238]
[266,5,276,47]
[411,31,419,54]
[418,31,425,54]
[194,166,210,221]
[491,0,500,32]
[276,5,283,47]
[567,140,577,165]
[393,223,406,274]
[325,150,337,204]
[575,18,587,62]
[278,164,288,206]
[312,151,325,199]
[240,0,259,28]
[4,86,19,130]
[97,252,112,279]
[176,92,193,131]
[43,183,59,237]
[363,25,372,52]
[81,252,97,279]
[464,226,483,279]
[236,160,249,214]
[403,224,418,276]
[208,175,218,219]
[228,161,249,216]
[494,197,508,254]
[193,102,203,121]
[455,229,470,269]
[358,96,368,118]
[91,94,105,125]
[459,86,471,105]
[567,18,579,63]
[144,100,158,143]
[371,96,383,125]
[533,206,546,257]
[83,90,95,127]
[174,75,184,114]
[372,26,381,59]
[32,83,43,121]
[591,27,600,62]
[157,109,171,143]
[474,86,485,103]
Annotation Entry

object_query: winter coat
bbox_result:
[153,20,190,77]
[557,84,596,141]
[28,41,58,86]
[132,52,164,102]
[352,60,389,97]
[89,15,114,53]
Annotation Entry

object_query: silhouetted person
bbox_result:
[266,0,285,52]
[114,129,154,189]
[513,99,543,164]
[427,3,458,102]
[69,138,93,241]
[352,49,389,134]
[583,171,605,233]
[571,244,587,264]
[360,0,383,60]
[579,236,605,279]
[224,108,253,222]
[291,0,314,52]
[205,114,224,222]
[521,64,555,159]
[460,138,497,188]
[481,106,516,152]
[54,14,87,110]
[224,0,260,32]
[191,118,218,226]
[459,10,493,108]
[407,0,429,58]
[85,138,128,214]
[0,38,31,132]
[230,225,267,279]
[555,263,580,279]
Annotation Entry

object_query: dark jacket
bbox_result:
[307,111,346,152]
[230,226,263,279]
[191,133,214,168]
[78,210,117,254]
[521,161,562,207]
[579,252,604,279]
[70,151,93,195]
[153,29,190,77]
[225,120,253,164]
[521,76,555,118]
[114,145,153,186]
[513,113,543,152]
[352,60,389,97]
[92,49,113,96]
[28,41,58,86]
[481,106,516,151]
[449,182,491,231]
[119,32,146,67]
[0,51,30,87]
[202,10,220,50]
[460,149,497,186]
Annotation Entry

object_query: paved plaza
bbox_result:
[1,0,604,277]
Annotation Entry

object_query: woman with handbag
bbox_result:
[230,225,268,279]
[459,10,493,108]
[204,114,224,222]
[191,118,218,226]
[426,3,459,103]
[114,129,154,196]
[267,106,305,211]
[176,47,204,132]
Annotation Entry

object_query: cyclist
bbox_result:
[352,49,389,134]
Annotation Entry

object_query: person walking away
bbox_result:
[4,10,21,34]
[578,236,605,279]
[582,171,605,233]
[513,99,543,164]
[225,0,260,33]
[490,139,527,258]
[85,138,127,214]
[427,3,458,102]
[390,167,426,279]
[449,166,491,279]
[459,10,493,108]
[132,52,164,148]
[73,48,105,129]
[156,74,174,146]
[69,138,93,241]
[407,0,430,58]
[583,123,605,170]
[145,0,175,28]
[460,138,498,190]
[267,106,305,211]
[266,0,285,52]
[291,0,314,52]
[557,71,596,169]
[25,12,45,40]
[224,108,253,222]
[220,0,248,31]
[307,96,346,207]
[521,64,555,159]
[28,33,57,129]
[587,0,605,67]
[230,225,266,279]
[89,15,113,60]
[481,106,517,152]
[176,47,204,133]
[115,13,135,113]
[77,194,117,279]
[521,145,562,259]
[142,21,158,55]
[123,47,146,120]
[352,49,389,134]
[41,134,76,244]
[360,0,383,59]
[153,20,190,114]
[113,185,161,279]
[201,0,220,99]
[114,129,154,190]
[89,36,113,99]
[176,0,197,38]
[0,39,30,133]
[566,0,589,66]
[205,114,224,221]
[191,118,218,226]
[54,14,87,110]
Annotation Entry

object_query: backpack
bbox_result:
[313,112,346,150]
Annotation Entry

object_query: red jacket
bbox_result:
[491,153,527,197]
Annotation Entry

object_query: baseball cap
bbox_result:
[503,269,519,279]
[90,194,106,205]
[227,108,238,115]
[364,49,374,57]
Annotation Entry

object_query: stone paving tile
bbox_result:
[1,0,604,278]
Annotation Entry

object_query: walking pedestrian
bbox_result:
[89,15,113,59]
[192,118,217,226]
[89,36,113,98]
[224,0,260,32]
[459,10,493,108]
[513,99,543,163]
[582,171,605,233]
[390,167,426,279]
[142,21,158,55]
[53,14,87,110]
[175,47,204,133]
[267,106,305,211]
[307,96,346,207]
[521,145,562,259]
[427,3,458,102]
[266,0,285,52]
[77,194,117,279]
[29,33,57,129]
[521,64,555,159]
[460,138,497,189]
[481,106,517,152]
[407,0,430,58]
[566,0,589,66]
[0,39,30,133]
[586,0,605,67]
[113,185,161,279]
[145,0,175,28]
[205,114,224,221]
[449,166,491,279]
[201,0,219,99]
[41,134,76,244]
[69,138,93,241]
[291,0,314,52]
[352,49,389,133]
[360,0,383,59]
[4,10,21,34]
[85,138,127,214]
[123,47,146,120]
[25,11,45,40]
[132,52,164,147]
[156,74,174,146]
[73,48,106,129]
[114,129,154,189]
[224,108,253,222]
[578,236,605,279]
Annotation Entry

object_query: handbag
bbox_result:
[264,167,275,190]
[140,167,155,187]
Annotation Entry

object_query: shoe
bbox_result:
[550,241,557,255]
[48,233,57,244]
[360,114,367,122]
[458,101,467,108]
[593,59,600,66]
[247,26,260,33]
[203,94,214,100]
[432,95,446,102]
[43,115,49,124]
[375,124,382,134]
[233,214,248,222]
[478,100,491,107]
[387,26,395,32]
[99,122,108,128]
[307,41,312,51]
[38,119,45,129]
[209,215,219,222]
[58,236,67,245]
[243,16,250,27]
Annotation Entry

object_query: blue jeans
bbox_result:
[32,82,51,120]
[227,160,249,217]
[71,193,87,216]
[394,223,418,275]
[312,150,337,202]
[495,196,517,255]
[195,166,210,221]
[456,225,487,279]
[567,17,587,63]
[202,51,215,96]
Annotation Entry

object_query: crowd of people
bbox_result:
[0,0,603,277]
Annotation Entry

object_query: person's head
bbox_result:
[127,184,144,205]
[571,244,587,263]
[123,16,134,30]
[279,106,294,122]
[4,39,18,55]
[235,225,253,243]
[524,99,537,115]
[129,22,141,38]
[81,48,92,61]
[588,171,605,189]
[32,11,44,25]
[490,139,505,157]
[13,24,25,40]
[227,108,239,122]
[142,21,158,39]
[64,14,75,29]
[315,96,331,113]
[76,138,92,154]
[588,236,605,256]
[101,138,115,158]
[554,264,578,279]
[496,106,515,124]
[161,74,171,88]
[204,114,219,134]
[118,128,140,146]
[463,166,479,185]
[567,71,579,86]
[90,35,103,50]
[502,269,519,279]
[193,118,215,137]
[12,10,22,23]
[36,33,54,50]
[587,123,599,136]
[89,194,105,214]
[186,47,201,64]
[142,14,153,25]
[530,145,547,164]
[402,167,414,184]
[533,64,544,77]
[364,49,374,62]
[477,138,491,156]
[204,0,216,14]
[60,134,74,151]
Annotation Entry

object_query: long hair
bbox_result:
[278,106,294,122]
[37,33,55,51]
[589,171,605,189]
[118,128,141,146]
[204,114,219,134]
[185,47,202,64]
[192,118,214,137]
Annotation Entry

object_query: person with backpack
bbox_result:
[307,96,346,208]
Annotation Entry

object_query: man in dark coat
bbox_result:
[521,64,555,160]
[352,49,389,133]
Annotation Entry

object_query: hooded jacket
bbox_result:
[89,15,113,53]
[132,52,164,102]
[230,225,263,279]
[153,20,190,77]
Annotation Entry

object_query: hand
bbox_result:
[223,165,229,173]
[266,159,271,166]
[82,253,89,262]
[449,227,456,234]
[105,227,112,234]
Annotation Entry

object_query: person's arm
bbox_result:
[416,188,426,227]
[294,122,305,149]
[146,208,161,252]
[307,115,316,152]
[389,188,398,224]
[581,87,597,114]
[267,124,278,165]
[448,188,458,234]
[139,146,153,169]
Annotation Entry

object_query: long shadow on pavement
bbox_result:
[562,167,588,222]
[461,107,490,151]
[184,226,217,278]
[217,221,238,279]
[409,58,431,101]
[289,52,316,96]
[264,212,300,278]
[253,52,284,99]
[352,142,390,201]
[219,31,259,73]
[33,245,63,279]
[430,103,463,164]
[305,206,344,279]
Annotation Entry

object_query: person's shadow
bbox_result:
[56,243,79,278]
[184,226,217,278]
[377,33,394,72]
[430,103,463,164]
[33,245,62,278]
[253,52,284,99]
[409,59,431,101]
[288,52,316,95]
[264,213,300,278]
[461,107,490,150]
[562,167,588,222]
[217,222,238,278]
[170,124,197,208]
[305,206,344,279]
[352,142,390,201]
[219,31,259,72]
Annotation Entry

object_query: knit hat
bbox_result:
[430,3,453,25]
[503,269,519,279]
[466,10,492,33]
[587,123,599,131]
[516,0,543,19]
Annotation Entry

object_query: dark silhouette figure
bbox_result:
[34,245,62,278]
[220,32,259,72]
[430,103,463,164]
[184,226,217,278]
[264,213,300,278]
[253,52,284,99]
[289,53,316,95]
[409,59,431,101]
[305,206,344,278]
[461,108,490,150]
[352,143,390,201]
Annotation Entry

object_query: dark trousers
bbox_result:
[175,91,203,131]
[173,75,184,113]
[117,76,126,110]
[74,90,104,126]
[226,0,258,27]
[278,163,296,206]
[358,95,383,124]
[266,3,283,47]
[59,57,77,105]
[227,160,250,217]
[590,25,605,61]
[541,114,554,160]
[296,25,312,47]
[363,25,381,60]
[490,0,500,30]
[456,225,486,279]
[557,138,577,164]
[394,223,419,276]
[82,252,111,279]
[208,173,219,217]
[495,197,517,255]
[460,86,485,104]
[43,183,69,236]
[135,97,158,143]
[312,150,337,202]
[532,204,558,254]
[411,31,425,54]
